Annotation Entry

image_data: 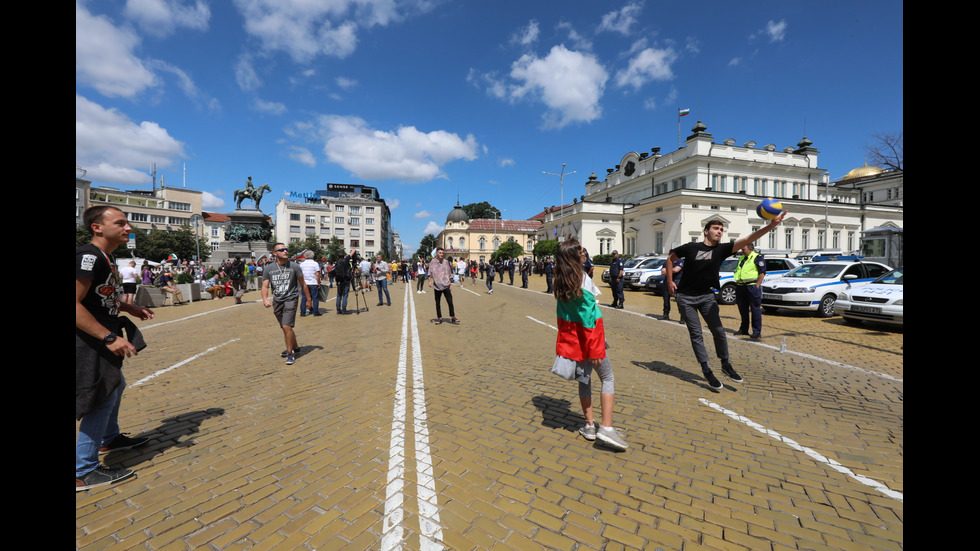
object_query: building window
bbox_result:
[493,237,500,250]
[290,225,300,233]
[335,205,345,211]
[366,218,375,225]
[290,213,301,221]
[784,228,794,250]
[335,216,345,224]
[306,215,316,224]
[801,229,809,250]
[350,206,361,214]
[459,237,465,250]
[349,217,360,226]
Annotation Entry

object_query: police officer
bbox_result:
[733,243,766,338]
[608,250,625,309]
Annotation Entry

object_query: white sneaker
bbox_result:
[596,426,628,450]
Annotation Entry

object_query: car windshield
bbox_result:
[639,258,665,269]
[623,258,645,269]
[720,258,740,272]
[784,263,845,279]
[873,267,903,285]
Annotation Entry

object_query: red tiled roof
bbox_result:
[202,211,230,222]
[467,219,542,232]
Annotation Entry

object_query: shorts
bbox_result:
[273,298,299,327]
[123,283,137,294]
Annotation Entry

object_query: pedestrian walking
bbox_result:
[552,238,627,451]
[261,243,312,365]
[427,248,458,324]
[665,213,785,390]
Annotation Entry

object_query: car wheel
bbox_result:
[817,294,836,317]
[718,284,737,305]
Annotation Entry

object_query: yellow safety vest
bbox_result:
[734,252,760,284]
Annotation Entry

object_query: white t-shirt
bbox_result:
[374,260,389,281]
[300,259,321,285]
[119,265,139,283]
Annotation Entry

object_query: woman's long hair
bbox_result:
[553,238,585,303]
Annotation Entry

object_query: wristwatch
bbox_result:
[102,332,117,345]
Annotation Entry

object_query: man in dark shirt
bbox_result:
[76,206,154,491]
[665,212,785,390]
[608,250,625,309]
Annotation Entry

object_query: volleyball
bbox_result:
[756,197,784,220]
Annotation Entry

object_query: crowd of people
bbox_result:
[78,202,789,491]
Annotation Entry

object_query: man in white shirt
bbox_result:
[118,260,140,304]
[374,254,391,306]
[299,252,322,317]
[358,256,373,293]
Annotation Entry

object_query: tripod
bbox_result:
[350,272,368,314]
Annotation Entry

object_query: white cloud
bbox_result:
[499,158,515,167]
[422,221,444,234]
[766,20,788,42]
[336,76,358,89]
[76,2,158,98]
[414,210,434,218]
[597,1,644,35]
[507,45,609,128]
[511,20,539,46]
[201,191,226,210]
[235,54,262,91]
[304,115,479,182]
[287,146,316,167]
[232,0,429,63]
[123,0,211,37]
[76,94,186,186]
[614,46,678,90]
[387,199,400,209]
[252,98,287,115]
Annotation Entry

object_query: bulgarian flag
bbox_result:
[678,107,690,117]
[167,253,178,262]
[555,275,606,361]
[256,254,269,263]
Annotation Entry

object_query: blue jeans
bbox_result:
[76,373,125,477]
[336,281,350,312]
[301,283,320,314]
[376,278,390,304]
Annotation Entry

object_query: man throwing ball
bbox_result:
[665,211,786,390]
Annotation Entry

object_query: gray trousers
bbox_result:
[676,292,729,368]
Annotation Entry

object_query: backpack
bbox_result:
[333,258,352,282]
[228,260,243,280]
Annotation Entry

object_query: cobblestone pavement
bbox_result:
[77,271,903,550]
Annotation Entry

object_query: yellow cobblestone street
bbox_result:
[77,271,902,550]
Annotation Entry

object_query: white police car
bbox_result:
[834,267,903,326]
[716,256,801,305]
[602,255,655,285]
[760,259,892,317]
[624,257,667,290]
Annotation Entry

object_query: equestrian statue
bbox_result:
[234,176,271,210]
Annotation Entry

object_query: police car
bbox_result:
[715,256,801,305]
[624,257,667,290]
[834,267,903,326]
[760,259,892,317]
[601,255,655,285]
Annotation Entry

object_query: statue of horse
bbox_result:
[234,181,271,210]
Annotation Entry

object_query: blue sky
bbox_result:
[76,0,903,255]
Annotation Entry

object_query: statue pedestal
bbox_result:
[210,209,273,265]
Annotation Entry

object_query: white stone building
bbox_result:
[274,184,392,258]
[538,120,903,260]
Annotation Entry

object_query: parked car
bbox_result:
[715,256,801,305]
[834,267,903,326]
[624,257,666,289]
[601,255,655,285]
[760,260,892,317]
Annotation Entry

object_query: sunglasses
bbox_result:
[276,248,288,252]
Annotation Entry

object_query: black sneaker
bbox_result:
[99,434,149,454]
[76,465,135,492]
[721,363,743,383]
[703,370,723,390]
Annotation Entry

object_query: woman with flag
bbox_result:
[552,238,628,451]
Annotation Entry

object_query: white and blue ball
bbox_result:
[756,197,784,220]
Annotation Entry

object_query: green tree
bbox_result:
[133,226,210,263]
[288,235,326,260]
[461,201,501,220]
[326,236,346,261]
[491,241,525,263]
[533,239,559,259]
[418,234,438,260]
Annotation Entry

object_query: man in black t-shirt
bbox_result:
[665,212,785,390]
[76,206,155,491]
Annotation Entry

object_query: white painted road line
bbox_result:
[526,315,558,331]
[699,399,903,502]
[382,289,445,551]
[130,338,241,387]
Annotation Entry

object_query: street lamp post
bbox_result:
[542,164,575,242]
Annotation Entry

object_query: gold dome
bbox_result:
[841,162,885,181]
